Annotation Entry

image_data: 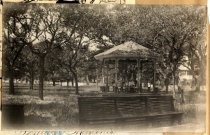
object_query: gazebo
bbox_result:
[95,41,158,94]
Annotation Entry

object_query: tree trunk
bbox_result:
[86,75,89,85]
[67,80,69,87]
[71,70,79,95]
[29,76,34,90]
[71,78,74,86]
[29,69,34,90]
[191,72,196,89]
[173,71,176,93]
[165,77,169,94]
[195,76,201,92]
[9,68,15,95]
[53,80,56,86]
[190,57,196,88]
[74,74,79,95]
[195,61,204,92]
[20,79,23,84]
[181,90,184,103]
[39,55,45,100]
[166,85,169,93]
[173,77,176,92]
[26,78,28,84]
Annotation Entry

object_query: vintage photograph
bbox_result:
[1,3,207,132]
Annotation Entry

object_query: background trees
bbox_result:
[58,32,90,94]
[21,46,39,90]
[3,4,207,99]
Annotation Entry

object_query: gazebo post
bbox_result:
[153,60,156,92]
[140,61,143,93]
[102,59,105,84]
[101,59,105,92]
[105,62,109,91]
[114,58,118,93]
[96,63,99,90]
[137,59,141,94]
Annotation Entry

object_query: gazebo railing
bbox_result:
[99,85,166,95]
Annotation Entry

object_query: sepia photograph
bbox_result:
[1,3,207,133]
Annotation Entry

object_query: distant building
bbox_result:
[178,65,193,84]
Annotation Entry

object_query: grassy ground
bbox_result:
[2,83,98,129]
[2,83,206,131]
[174,91,206,131]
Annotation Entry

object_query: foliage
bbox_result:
[3,4,207,98]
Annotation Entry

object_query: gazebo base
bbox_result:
[78,95,183,128]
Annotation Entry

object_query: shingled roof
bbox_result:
[94,41,154,61]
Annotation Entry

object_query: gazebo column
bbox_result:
[106,61,109,92]
[96,63,99,90]
[137,59,142,93]
[114,59,119,93]
[102,59,105,84]
[153,60,156,92]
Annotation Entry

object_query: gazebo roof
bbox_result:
[94,41,154,61]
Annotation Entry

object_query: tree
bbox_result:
[59,5,108,94]
[22,46,39,90]
[45,46,65,87]
[59,32,89,94]
[151,6,207,92]
[26,5,64,99]
[3,4,33,94]
[181,7,207,91]
[80,50,99,85]
[3,4,206,97]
